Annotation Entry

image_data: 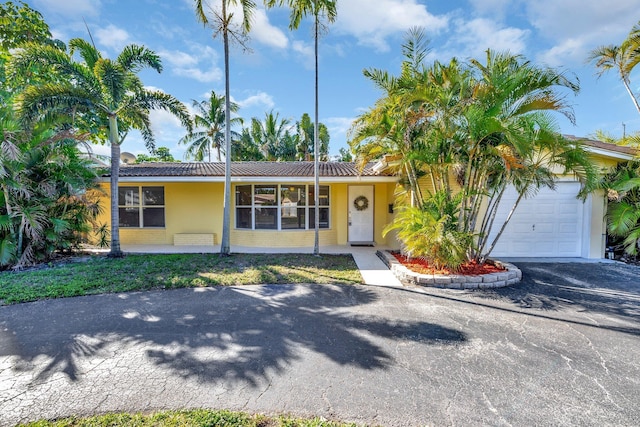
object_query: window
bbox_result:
[118,186,165,228]
[235,184,330,230]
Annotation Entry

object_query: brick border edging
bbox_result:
[376,250,522,289]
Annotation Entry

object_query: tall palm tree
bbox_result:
[589,21,640,115]
[194,0,255,256]
[265,0,337,255]
[180,91,241,161]
[11,38,191,257]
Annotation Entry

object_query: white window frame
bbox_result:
[118,186,165,228]
[235,184,330,231]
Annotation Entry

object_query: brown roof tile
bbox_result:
[110,161,387,178]
[565,135,638,156]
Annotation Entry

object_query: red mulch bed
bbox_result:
[392,252,505,276]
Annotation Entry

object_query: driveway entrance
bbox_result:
[1,262,639,426]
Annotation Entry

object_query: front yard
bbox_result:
[0,253,362,305]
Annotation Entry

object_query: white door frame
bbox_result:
[348,185,375,244]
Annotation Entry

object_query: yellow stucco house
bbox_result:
[96,161,399,249]
[95,138,636,259]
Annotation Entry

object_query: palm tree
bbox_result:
[265,0,337,255]
[250,110,291,160]
[589,21,640,115]
[180,91,241,161]
[194,0,255,256]
[11,38,191,257]
[296,112,329,161]
[351,30,597,267]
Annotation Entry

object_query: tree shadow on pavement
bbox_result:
[0,284,466,386]
[390,262,640,338]
[476,263,640,318]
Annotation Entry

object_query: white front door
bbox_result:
[487,182,585,257]
[348,185,374,244]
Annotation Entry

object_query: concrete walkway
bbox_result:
[120,244,403,288]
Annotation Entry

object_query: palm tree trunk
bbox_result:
[220,0,232,256]
[622,76,640,115]
[480,190,524,264]
[313,13,320,256]
[108,114,123,257]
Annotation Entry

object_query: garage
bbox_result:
[486,181,587,258]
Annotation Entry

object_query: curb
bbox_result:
[376,250,522,289]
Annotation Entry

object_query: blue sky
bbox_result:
[27,0,640,160]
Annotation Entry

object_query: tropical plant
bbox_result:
[135,147,177,163]
[602,160,640,256]
[232,127,265,160]
[0,1,66,107]
[589,20,640,115]
[0,108,102,268]
[295,112,329,160]
[265,0,337,255]
[337,147,352,162]
[250,110,291,160]
[351,29,597,267]
[10,38,191,257]
[180,91,241,161]
[194,0,255,255]
[383,191,472,270]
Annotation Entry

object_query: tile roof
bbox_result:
[110,161,388,178]
[565,135,638,156]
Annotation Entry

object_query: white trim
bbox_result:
[583,146,635,161]
[581,193,593,258]
[105,176,398,184]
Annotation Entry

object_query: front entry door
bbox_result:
[348,185,374,244]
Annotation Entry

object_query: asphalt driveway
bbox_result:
[1,262,639,426]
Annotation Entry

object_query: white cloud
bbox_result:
[33,0,101,17]
[525,0,640,66]
[95,24,131,51]
[159,50,199,68]
[537,38,585,67]
[449,18,529,59]
[174,67,222,83]
[250,8,289,49]
[292,40,315,68]
[236,92,275,110]
[325,116,354,139]
[162,45,223,83]
[335,0,449,51]
[468,0,512,20]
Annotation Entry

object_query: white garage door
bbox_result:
[487,182,584,257]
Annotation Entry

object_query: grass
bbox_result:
[0,253,363,305]
[21,409,361,427]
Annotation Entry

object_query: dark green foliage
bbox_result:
[602,160,640,255]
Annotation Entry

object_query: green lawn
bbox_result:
[0,253,362,305]
[21,409,361,426]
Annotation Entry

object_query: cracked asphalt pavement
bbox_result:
[1,262,639,426]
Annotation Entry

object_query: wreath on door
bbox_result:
[353,195,369,211]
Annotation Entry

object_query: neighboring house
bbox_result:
[94,138,636,259]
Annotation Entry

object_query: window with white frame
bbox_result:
[118,186,165,228]
[235,184,330,230]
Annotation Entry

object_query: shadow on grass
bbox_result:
[0,284,466,387]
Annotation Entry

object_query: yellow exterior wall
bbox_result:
[95,182,224,245]
[96,180,399,248]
